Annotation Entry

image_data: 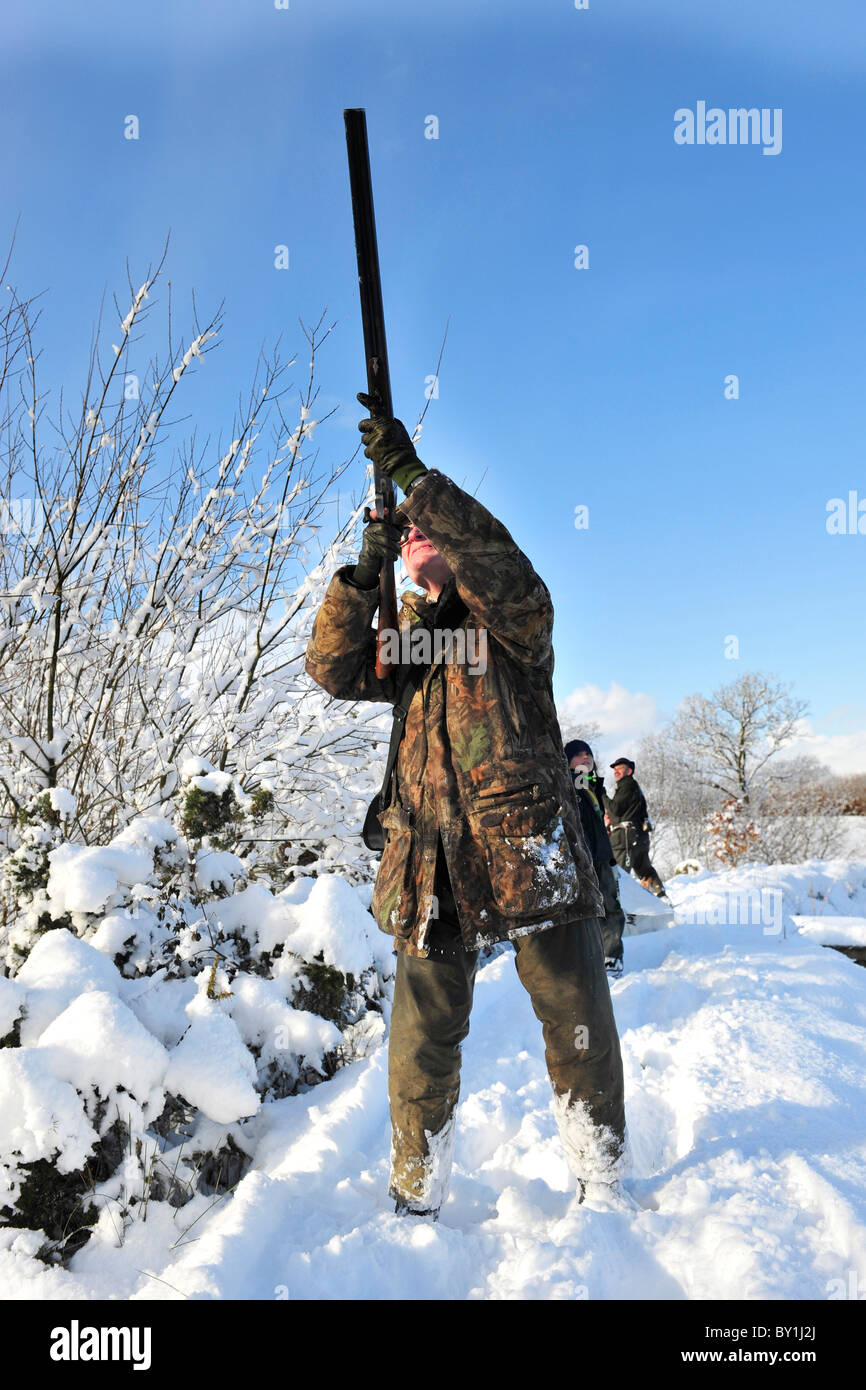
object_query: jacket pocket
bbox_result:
[465,755,552,805]
[468,793,584,920]
[371,803,416,938]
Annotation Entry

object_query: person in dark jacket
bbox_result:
[565,739,626,976]
[603,758,666,898]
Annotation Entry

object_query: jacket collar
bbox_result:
[398,576,463,626]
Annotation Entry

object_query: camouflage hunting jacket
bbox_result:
[304,469,604,957]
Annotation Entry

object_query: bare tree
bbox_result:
[645,677,848,868]
[752,755,845,863]
[634,727,718,866]
[558,716,603,758]
[834,772,866,816]
[672,671,808,806]
[0,252,384,871]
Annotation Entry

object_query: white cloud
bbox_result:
[557,682,662,759]
[780,724,866,777]
[556,689,866,777]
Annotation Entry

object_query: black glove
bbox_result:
[351,507,402,589]
[357,392,428,496]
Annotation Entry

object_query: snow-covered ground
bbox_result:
[2,859,865,1302]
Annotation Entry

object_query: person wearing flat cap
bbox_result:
[603,757,666,899]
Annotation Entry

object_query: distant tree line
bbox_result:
[632,672,863,868]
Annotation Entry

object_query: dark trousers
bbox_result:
[609,823,665,897]
[596,858,626,962]
[388,915,627,1211]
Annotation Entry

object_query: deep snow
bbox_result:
[2,858,865,1301]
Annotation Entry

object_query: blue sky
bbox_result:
[3,0,865,768]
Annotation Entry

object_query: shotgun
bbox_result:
[344,107,399,678]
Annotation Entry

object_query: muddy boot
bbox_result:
[387,945,477,1213]
[512,917,627,1187]
[393,1194,440,1221]
[632,833,666,898]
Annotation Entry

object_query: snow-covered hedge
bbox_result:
[0,796,394,1264]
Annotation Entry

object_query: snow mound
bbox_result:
[212,873,393,982]
[226,973,342,1083]
[164,1011,260,1125]
[616,867,675,935]
[15,929,122,1043]
[0,976,26,1040]
[36,991,168,1112]
[3,857,866,1300]
[46,841,153,919]
[667,857,866,927]
[0,1049,97,1176]
[281,873,395,979]
[112,816,178,853]
[792,915,866,947]
[195,849,245,894]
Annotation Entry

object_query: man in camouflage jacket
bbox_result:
[304,396,627,1215]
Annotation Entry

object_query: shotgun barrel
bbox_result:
[344,107,398,677]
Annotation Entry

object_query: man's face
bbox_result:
[613,764,632,782]
[569,753,594,773]
[399,523,454,593]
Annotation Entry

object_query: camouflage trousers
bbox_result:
[387,916,627,1213]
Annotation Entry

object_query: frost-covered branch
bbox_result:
[0,254,378,871]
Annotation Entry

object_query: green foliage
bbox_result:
[4,850,51,900]
[15,792,59,830]
[247,787,274,822]
[4,792,63,901]
[1,1119,126,1264]
[0,1013,22,1048]
[293,953,354,1026]
[177,775,279,866]
[180,784,242,843]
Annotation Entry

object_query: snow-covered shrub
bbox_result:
[0,260,389,892]
[706,798,764,868]
[0,806,394,1263]
[0,255,401,1264]
[2,790,78,957]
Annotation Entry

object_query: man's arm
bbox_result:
[398,469,553,668]
[305,566,400,703]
